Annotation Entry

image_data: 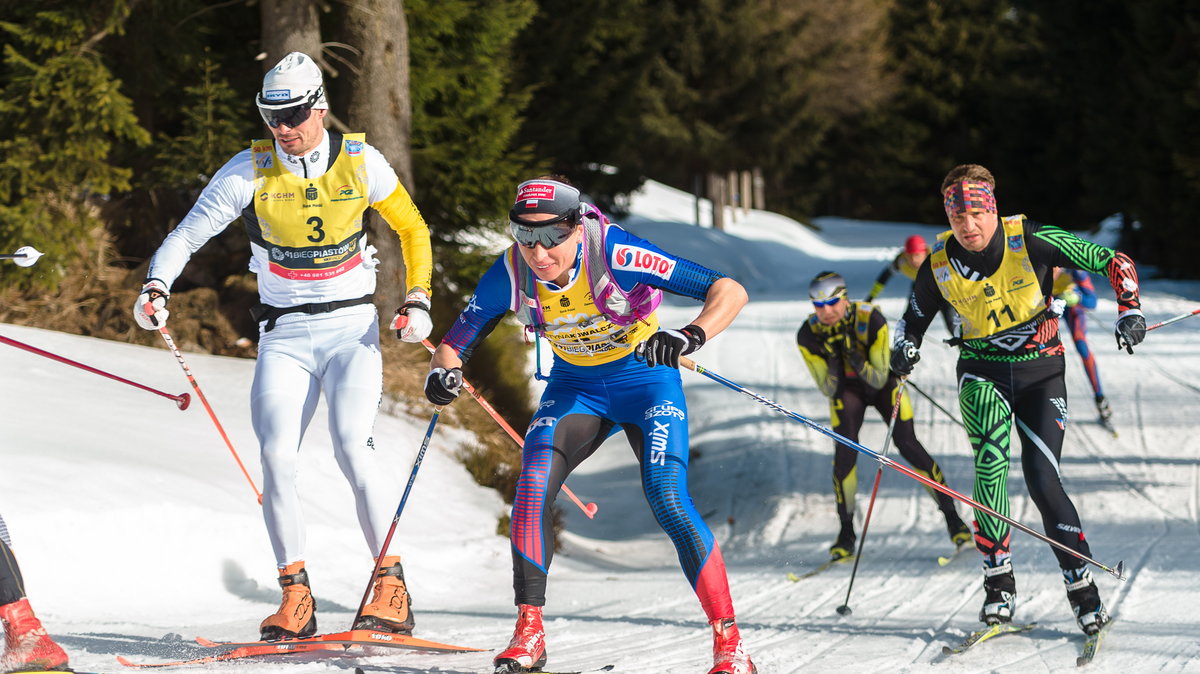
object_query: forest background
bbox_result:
[1,0,1197,503]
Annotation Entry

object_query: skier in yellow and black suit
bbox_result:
[796,271,970,561]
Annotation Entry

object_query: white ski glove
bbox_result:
[391,288,432,343]
[134,279,170,330]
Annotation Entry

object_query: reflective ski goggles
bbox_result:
[508,215,577,249]
[258,103,314,129]
[811,294,845,308]
[256,87,322,129]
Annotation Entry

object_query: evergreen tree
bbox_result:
[513,0,892,215]
[406,0,541,422]
[0,2,150,289]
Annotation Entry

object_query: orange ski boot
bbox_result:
[709,617,756,674]
[259,561,317,640]
[493,604,546,673]
[353,555,415,634]
[0,598,69,672]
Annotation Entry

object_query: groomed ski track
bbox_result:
[2,181,1199,672]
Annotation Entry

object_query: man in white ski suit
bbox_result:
[134,52,433,639]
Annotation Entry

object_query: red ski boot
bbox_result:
[493,604,546,673]
[0,598,69,672]
[708,617,756,674]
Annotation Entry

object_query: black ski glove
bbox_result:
[1115,310,1146,354]
[424,367,463,406]
[642,324,706,368]
[890,339,920,376]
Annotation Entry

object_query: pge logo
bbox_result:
[612,246,676,279]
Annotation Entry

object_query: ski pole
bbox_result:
[1146,308,1200,332]
[907,379,965,428]
[836,378,907,616]
[157,327,263,504]
[0,333,190,409]
[1,246,43,268]
[419,339,599,519]
[678,356,1127,580]
[352,406,442,626]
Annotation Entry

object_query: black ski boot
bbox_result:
[1064,567,1110,635]
[1095,394,1113,423]
[829,524,856,561]
[946,514,972,548]
[979,560,1017,625]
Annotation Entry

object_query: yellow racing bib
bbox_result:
[929,216,1044,339]
[250,134,369,281]
[536,270,659,366]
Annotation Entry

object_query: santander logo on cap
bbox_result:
[517,182,555,207]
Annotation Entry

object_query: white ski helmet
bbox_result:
[257,51,328,113]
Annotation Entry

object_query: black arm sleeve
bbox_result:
[896,259,943,348]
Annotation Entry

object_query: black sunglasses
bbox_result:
[257,87,322,129]
[508,206,582,249]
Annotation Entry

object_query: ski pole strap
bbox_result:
[251,294,374,332]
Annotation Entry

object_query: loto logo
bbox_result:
[648,420,670,466]
[612,246,676,279]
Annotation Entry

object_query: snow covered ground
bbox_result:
[2,181,1199,673]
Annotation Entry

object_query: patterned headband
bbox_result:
[944,180,996,216]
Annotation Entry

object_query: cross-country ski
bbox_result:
[941,622,1037,656]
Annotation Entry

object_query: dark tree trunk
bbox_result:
[342,0,415,313]
[260,0,323,68]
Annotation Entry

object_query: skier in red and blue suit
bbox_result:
[426,177,756,674]
[1052,268,1113,424]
